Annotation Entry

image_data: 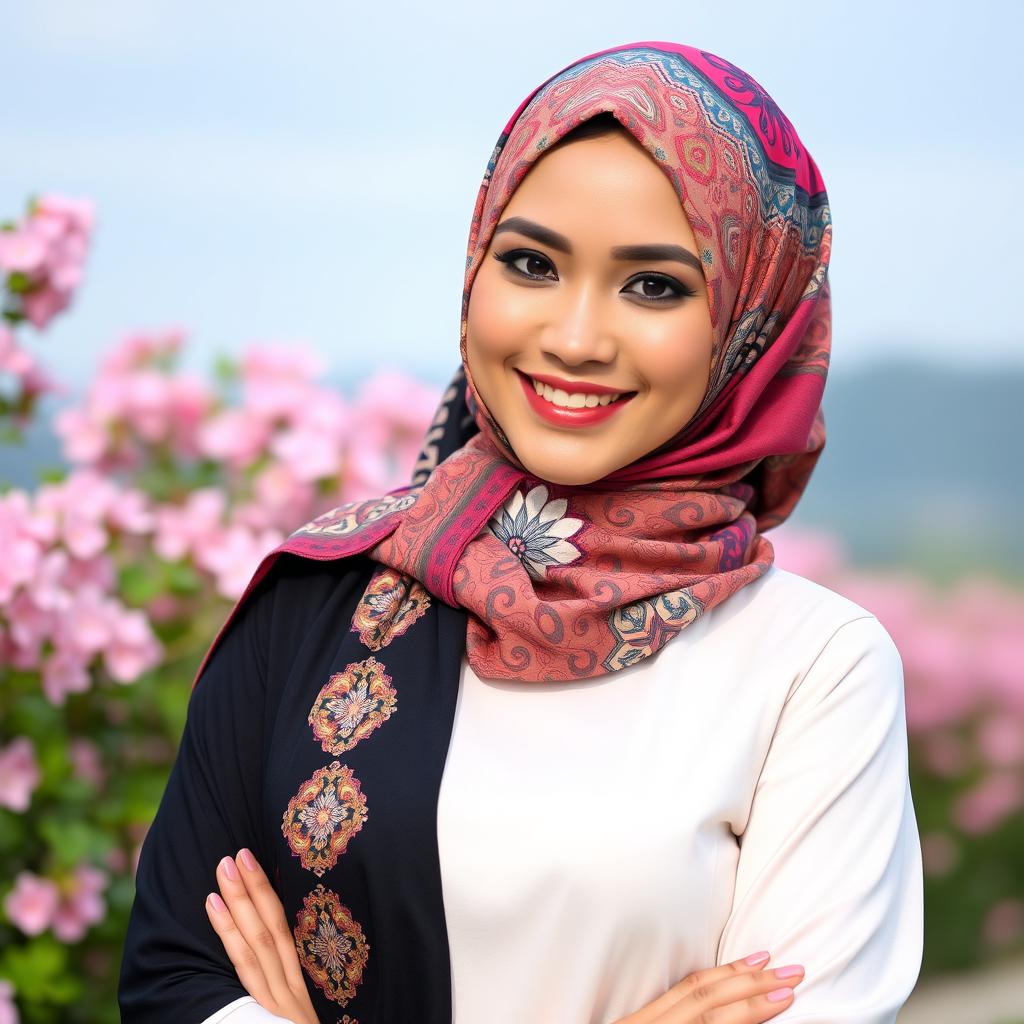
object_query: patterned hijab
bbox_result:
[197,40,832,687]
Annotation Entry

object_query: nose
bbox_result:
[540,281,616,369]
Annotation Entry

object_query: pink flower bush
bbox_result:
[50,329,439,600]
[0,469,162,704]
[2,865,109,943]
[0,194,93,331]
[3,873,59,937]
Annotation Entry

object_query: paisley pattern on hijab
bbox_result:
[194,40,832,685]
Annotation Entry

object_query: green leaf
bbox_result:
[38,818,110,869]
[6,271,32,294]
[36,465,69,485]
[118,562,163,605]
[0,935,79,1005]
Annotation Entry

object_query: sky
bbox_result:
[1,0,1019,394]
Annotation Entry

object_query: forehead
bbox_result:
[500,134,692,232]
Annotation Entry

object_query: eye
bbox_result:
[622,274,698,304]
[492,248,557,281]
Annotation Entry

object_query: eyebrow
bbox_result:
[492,216,704,273]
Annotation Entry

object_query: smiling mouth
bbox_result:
[516,369,637,408]
[515,369,637,427]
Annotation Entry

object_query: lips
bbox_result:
[516,369,636,428]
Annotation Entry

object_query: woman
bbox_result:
[118,40,924,1024]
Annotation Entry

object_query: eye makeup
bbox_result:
[491,248,698,304]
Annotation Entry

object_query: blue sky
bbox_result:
[1,0,1017,393]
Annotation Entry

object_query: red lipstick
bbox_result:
[516,369,635,428]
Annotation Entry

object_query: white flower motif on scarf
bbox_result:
[487,483,584,580]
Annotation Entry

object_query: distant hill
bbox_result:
[2,358,1020,582]
[794,360,1023,582]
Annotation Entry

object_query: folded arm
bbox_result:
[715,615,925,1022]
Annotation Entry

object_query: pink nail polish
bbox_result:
[766,987,793,1002]
[775,964,804,979]
[239,848,257,872]
[208,892,227,913]
[220,855,239,880]
[744,950,770,965]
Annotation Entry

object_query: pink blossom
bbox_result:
[103,607,162,683]
[196,523,284,600]
[153,487,226,562]
[271,423,343,483]
[100,326,183,373]
[6,589,51,662]
[245,462,314,529]
[41,649,92,706]
[107,487,155,534]
[68,738,105,788]
[0,225,48,274]
[3,871,59,936]
[982,898,1024,947]
[61,551,116,593]
[951,771,1024,835]
[50,864,109,943]
[0,737,40,813]
[764,524,846,580]
[27,548,72,612]
[978,715,1024,769]
[0,490,42,602]
[52,406,108,463]
[197,407,271,467]
[240,343,327,420]
[104,846,128,873]
[0,193,93,330]
[22,285,71,330]
[33,193,95,237]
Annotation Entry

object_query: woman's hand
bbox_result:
[205,848,319,1024]
[613,951,805,1023]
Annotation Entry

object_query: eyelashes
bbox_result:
[491,248,698,305]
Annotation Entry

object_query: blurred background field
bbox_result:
[1,2,1022,1022]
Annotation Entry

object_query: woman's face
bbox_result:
[465,128,714,486]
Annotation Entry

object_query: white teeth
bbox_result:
[530,377,622,408]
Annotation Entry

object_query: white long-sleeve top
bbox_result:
[203,565,924,1023]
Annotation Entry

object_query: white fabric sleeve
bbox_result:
[199,994,295,1023]
[715,614,924,1022]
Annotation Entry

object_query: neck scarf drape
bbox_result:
[197,39,832,685]
[183,41,834,1021]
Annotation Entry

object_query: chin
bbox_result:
[515,452,612,488]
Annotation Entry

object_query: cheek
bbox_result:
[466,265,534,360]
[633,313,714,397]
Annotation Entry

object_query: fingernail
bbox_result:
[767,987,794,1002]
[744,950,771,965]
[219,855,239,881]
[208,892,227,913]
[239,848,257,872]
[775,964,804,979]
